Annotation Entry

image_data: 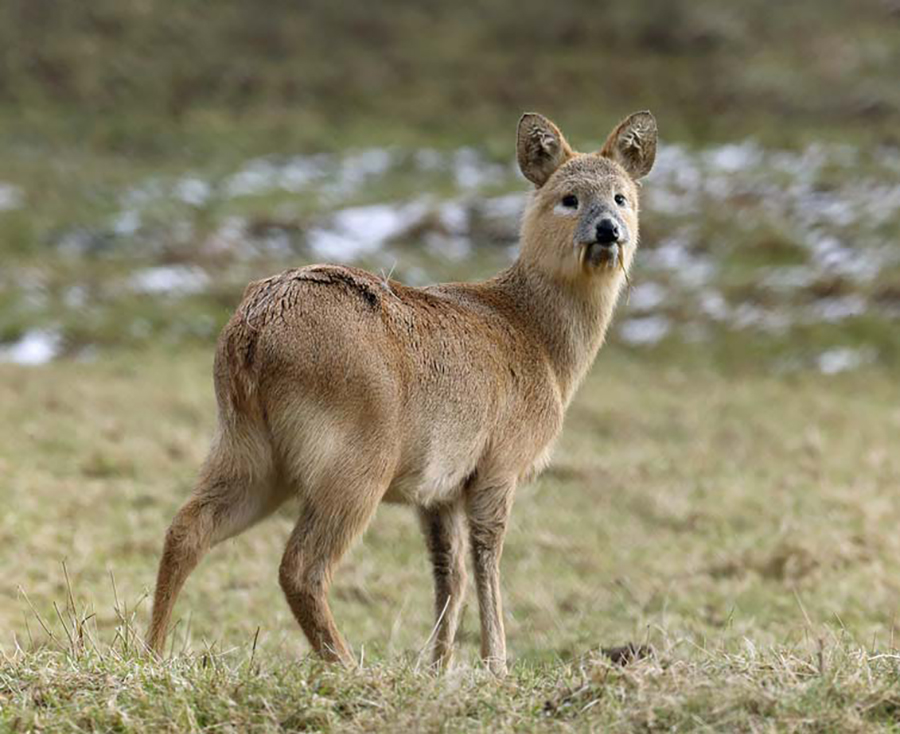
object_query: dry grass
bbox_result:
[5,635,900,732]
[2,347,900,730]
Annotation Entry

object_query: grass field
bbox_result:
[2,346,900,731]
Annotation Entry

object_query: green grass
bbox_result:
[5,643,900,731]
[2,347,900,730]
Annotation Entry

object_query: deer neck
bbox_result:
[497,257,625,406]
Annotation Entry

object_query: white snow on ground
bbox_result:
[175,177,212,206]
[618,316,671,345]
[808,295,867,323]
[453,147,507,190]
[0,330,61,365]
[21,140,900,366]
[307,202,429,260]
[816,347,874,375]
[626,282,667,312]
[436,200,470,235]
[478,193,525,222]
[698,290,730,321]
[129,265,210,295]
[0,182,24,211]
[112,210,141,237]
[224,155,330,198]
[642,237,716,286]
[327,148,395,197]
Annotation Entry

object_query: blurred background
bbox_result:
[0,0,898,369]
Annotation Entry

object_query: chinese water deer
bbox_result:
[147,111,657,675]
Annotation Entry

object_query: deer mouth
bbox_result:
[583,241,621,270]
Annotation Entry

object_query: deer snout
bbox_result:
[595,218,620,245]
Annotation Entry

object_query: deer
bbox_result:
[146,111,657,675]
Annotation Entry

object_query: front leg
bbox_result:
[418,498,468,669]
[465,477,515,676]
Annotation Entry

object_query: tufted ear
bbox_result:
[516,113,574,187]
[599,111,657,179]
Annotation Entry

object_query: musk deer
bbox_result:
[147,111,657,675]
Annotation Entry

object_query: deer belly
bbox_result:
[384,428,487,507]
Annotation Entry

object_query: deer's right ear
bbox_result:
[516,113,573,187]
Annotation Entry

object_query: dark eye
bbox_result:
[561,194,578,208]
[614,193,627,207]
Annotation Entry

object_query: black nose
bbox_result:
[595,219,619,245]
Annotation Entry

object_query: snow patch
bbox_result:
[627,282,667,312]
[816,347,874,374]
[129,265,210,295]
[0,330,62,365]
[112,210,141,237]
[453,148,506,190]
[619,316,671,345]
[175,177,212,206]
[308,202,428,261]
[0,182,24,212]
[809,295,867,323]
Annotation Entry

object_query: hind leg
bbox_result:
[418,499,468,668]
[147,434,285,655]
[278,475,387,665]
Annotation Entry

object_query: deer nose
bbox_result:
[595,219,620,245]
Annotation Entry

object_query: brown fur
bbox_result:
[147,111,658,675]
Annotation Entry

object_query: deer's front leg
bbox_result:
[418,499,468,669]
[465,478,515,676]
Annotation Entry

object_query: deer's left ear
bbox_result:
[599,111,657,180]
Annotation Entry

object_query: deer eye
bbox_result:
[614,193,627,207]
[561,194,578,208]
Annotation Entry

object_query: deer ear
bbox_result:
[516,113,573,187]
[599,111,657,179]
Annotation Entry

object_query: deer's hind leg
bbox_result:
[278,471,389,665]
[147,424,286,655]
[267,371,402,663]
